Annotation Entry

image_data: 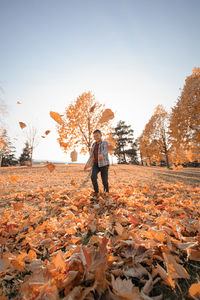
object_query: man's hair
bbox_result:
[93,129,102,135]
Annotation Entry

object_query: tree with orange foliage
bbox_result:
[169,68,200,165]
[56,91,114,154]
[139,105,170,167]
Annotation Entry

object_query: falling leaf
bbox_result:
[17,101,22,104]
[99,109,114,123]
[45,162,55,172]
[45,130,51,135]
[49,111,63,125]
[19,121,26,129]
[70,150,78,162]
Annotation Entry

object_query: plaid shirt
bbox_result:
[85,140,110,168]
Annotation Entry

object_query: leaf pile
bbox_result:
[0,165,199,299]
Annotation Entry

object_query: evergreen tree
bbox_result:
[113,120,137,164]
[0,129,17,167]
[19,141,31,166]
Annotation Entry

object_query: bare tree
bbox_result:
[23,124,40,165]
[0,89,8,166]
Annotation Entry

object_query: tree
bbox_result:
[0,91,8,165]
[19,141,31,166]
[169,67,200,165]
[113,120,136,164]
[0,129,17,167]
[125,142,138,164]
[23,124,40,165]
[56,91,114,155]
[139,105,170,167]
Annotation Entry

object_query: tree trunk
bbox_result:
[122,146,127,163]
[140,151,144,166]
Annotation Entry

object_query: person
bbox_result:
[84,129,110,198]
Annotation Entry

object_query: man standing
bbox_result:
[84,129,109,198]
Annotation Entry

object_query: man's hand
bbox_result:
[99,154,103,160]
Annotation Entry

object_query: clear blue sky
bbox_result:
[0,0,200,162]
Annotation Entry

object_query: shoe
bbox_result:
[90,191,99,197]
[90,192,99,202]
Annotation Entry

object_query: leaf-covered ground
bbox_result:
[0,165,200,300]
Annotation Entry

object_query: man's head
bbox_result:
[93,129,102,143]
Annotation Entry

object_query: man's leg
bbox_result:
[100,165,109,193]
[91,162,100,193]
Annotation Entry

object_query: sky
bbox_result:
[0,0,200,163]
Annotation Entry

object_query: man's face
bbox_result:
[93,132,101,143]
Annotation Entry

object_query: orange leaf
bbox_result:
[27,249,37,259]
[99,109,114,123]
[189,282,200,298]
[45,130,51,135]
[49,111,63,125]
[19,121,26,129]
[129,215,139,226]
[9,175,19,183]
[70,150,77,162]
[13,202,23,211]
[45,162,55,172]
[51,251,66,272]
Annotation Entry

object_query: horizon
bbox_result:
[1,0,200,163]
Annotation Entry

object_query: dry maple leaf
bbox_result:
[13,202,23,211]
[51,250,66,272]
[19,121,27,129]
[189,282,200,299]
[49,111,63,125]
[99,108,114,123]
[9,175,19,183]
[45,162,55,172]
[111,274,142,299]
[45,130,51,135]
[70,149,78,162]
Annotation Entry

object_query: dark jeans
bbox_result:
[91,162,109,193]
